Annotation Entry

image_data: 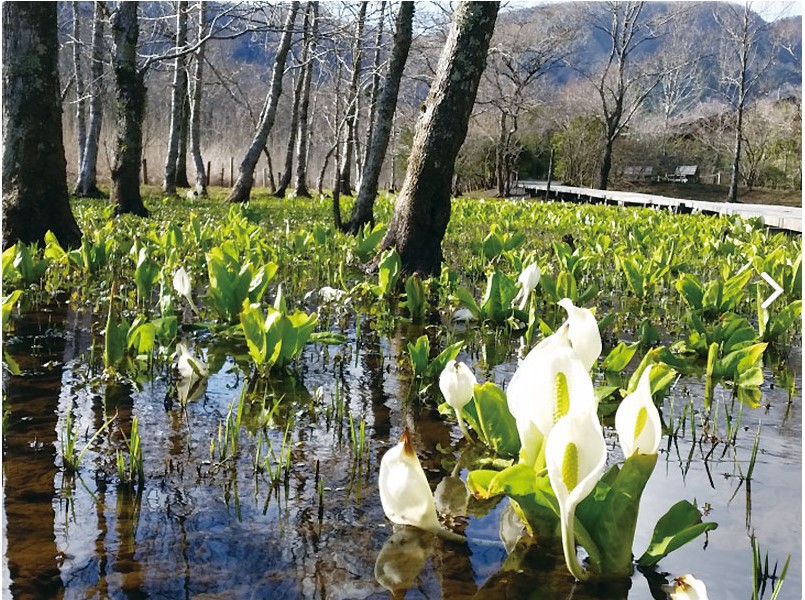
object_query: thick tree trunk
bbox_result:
[74,1,105,198]
[337,2,367,197]
[110,2,149,216]
[293,2,318,198]
[163,0,188,195]
[190,0,208,196]
[378,1,498,275]
[347,1,413,234]
[2,2,82,249]
[226,2,299,203]
[275,69,304,197]
[72,1,87,178]
[175,84,190,188]
[598,138,614,190]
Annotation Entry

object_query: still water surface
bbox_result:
[2,302,800,599]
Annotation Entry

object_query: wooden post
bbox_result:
[142,159,148,185]
[220,165,225,187]
[546,147,554,196]
[263,168,267,188]
[229,157,234,187]
[206,160,211,186]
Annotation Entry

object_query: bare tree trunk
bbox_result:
[275,69,304,197]
[378,1,498,275]
[294,2,318,198]
[163,0,188,195]
[496,111,506,196]
[72,1,87,178]
[175,86,190,187]
[74,1,105,198]
[110,1,149,216]
[190,0,208,196]
[347,1,413,234]
[226,2,299,203]
[337,2,367,197]
[2,2,82,249]
[358,0,386,193]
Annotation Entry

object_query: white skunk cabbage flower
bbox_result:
[545,411,607,581]
[670,574,709,600]
[452,307,477,322]
[175,342,208,380]
[507,325,596,466]
[439,360,477,441]
[318,286,348,303]
[173,267,198,313]
[615,364,662,457]
[557,298,602,372]
[512,262,541,310]
[379,429,442,534]
[175,342,208,404]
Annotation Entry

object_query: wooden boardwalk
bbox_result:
[516,181,802,234]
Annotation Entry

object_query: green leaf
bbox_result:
[576,453,658,577]
[636,500,718,568]
[462,382,520,457]
[482,230,504,260]
[468,464,561,539]
[407,335,430,377]
[354,224,386,262]
[621,257,644,298]
[404,273,427,321]
[454,286,482,320]
[2,290,23,331]
[425,340,464,379]
[602,342,639,373]
[674,274,704,310]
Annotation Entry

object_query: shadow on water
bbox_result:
[2,301,802,599]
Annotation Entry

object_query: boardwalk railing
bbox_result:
[514,181,802,234]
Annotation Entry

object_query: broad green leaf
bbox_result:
[621,257,644,298]
[404,273,426,321]
[425,340,464,379]
[468,464,561,539]
[2,290,23,331]
[602,342,638,373]
[482,230,504,260]
[462,382,520,457]
[407,335,430,377]
[674,274,703,310]
[454,286,482,320]
[636,500,718,568]
[576,453,658,577]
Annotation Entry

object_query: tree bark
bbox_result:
[358,1,386,193]
[293,2,318,198]
[110,1,149,216]
[226,2,299,203]
[74,1,105,198]
[2,2,82,249]
[347,1,414,234]
[337,2,367,197]
[190,0,208,196]
[378,1,498,275]
[275,68,304,197]
[72,1,87,179]
[175,81,190,188]
[163,0,189,195]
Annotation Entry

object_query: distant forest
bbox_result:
[57,1,802,197]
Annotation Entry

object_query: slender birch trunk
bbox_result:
[226,2,300,203]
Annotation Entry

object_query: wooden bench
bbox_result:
[665,165,699,183]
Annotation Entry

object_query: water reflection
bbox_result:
[1,302,801,598]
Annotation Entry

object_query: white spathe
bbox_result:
[439,360,477,441]
[557,298,602,372]
[507,325,596,466]
[615,364,662,457]
[545,410,607,581]
[513,262,541,310]
[670,574,709,600]
[379,429,442,534]
[175,342,208,380]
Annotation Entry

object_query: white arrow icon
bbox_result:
[760,272,783,309]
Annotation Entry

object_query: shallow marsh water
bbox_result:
[2,301,801,599]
